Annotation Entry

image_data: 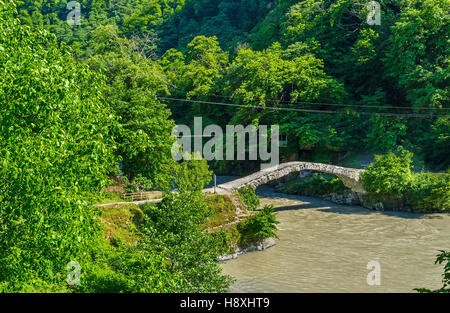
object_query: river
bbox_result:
[220,185,450,293]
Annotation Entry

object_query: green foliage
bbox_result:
[406,173,450,211]
[362,150,449,211]
[237,186,260,211]
[237,205,279,246]
[425,118,450,171]
[365,117,407,152]
[224,42,346,123]
[17,0,450,169]
[173,153,213,193]
[0,1,231,293]
[158,0,275,52]
[87,25,177,190]
[281,173,347,196]
[16,0,185,58]
[415,251,450,293]
[139,192,233,292]
[159,35,230,124]
[76,241,188,293]
[6,0,450,292]
[77,192,233,293]
[362,150,414,197]
[121,174,155,193]
[385,0,449,109]
[0,1,118,290]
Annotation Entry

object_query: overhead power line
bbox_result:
[167,88,450,111]
[158,97,450,118]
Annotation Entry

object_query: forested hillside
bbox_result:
[16,0,449,173]
[1,0,449,293]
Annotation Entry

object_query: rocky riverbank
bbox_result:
[218,237,277,261]
[274,171,446,213]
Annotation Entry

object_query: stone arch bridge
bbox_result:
[218,162,366,194]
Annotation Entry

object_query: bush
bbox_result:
[122,174,155,193]
[361,150,414,197]
[362,150,449,212]
[281,173,346,196]
[237,185,260,211]
[78,192,233,293]
[406,173,450,211]
[173,153,212,193]
[237,205,279,246]
[138,192,233,292]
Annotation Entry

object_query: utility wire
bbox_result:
[158,97,450,118]
[166,88,450,111]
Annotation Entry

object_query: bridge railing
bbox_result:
[121,191,163,202]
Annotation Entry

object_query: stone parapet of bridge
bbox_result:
[218,162,366,194]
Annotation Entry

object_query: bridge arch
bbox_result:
[218,162,366,194]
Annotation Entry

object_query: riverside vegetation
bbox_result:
[0,0,449,292]
[280,149,449,213]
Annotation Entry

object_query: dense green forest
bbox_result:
[15,0,449,173]
[0,0,449,292]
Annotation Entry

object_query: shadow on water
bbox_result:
[256,185,444,220]
[272,202,323,212]
[316,207,440,220]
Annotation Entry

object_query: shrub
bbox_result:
[281,173,346,196]
[237,185,260,211]
[407,173,450,211]
[361,150,414,197]
[362,150,449,212]
[138,192,233,292]
[237,205,279,246]
[122,174,155,193]
[173,153,212,193]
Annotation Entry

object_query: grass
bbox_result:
[98,204,143,246]
[203,194,238,228]
[89,192,131,205]
[95,192,257,256]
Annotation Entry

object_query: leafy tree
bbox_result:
[159,35,229,124]
[139,192,233,292]
[0,1,118,290]
[385,0,450,109]
[361,150,414,197]
[158,0,275,52]
[223,41,347,154]
[365,116,408,152]
[237,205,279,245]
[425,118,450,171]
[88,25,177,190]
[173,153,213,193]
